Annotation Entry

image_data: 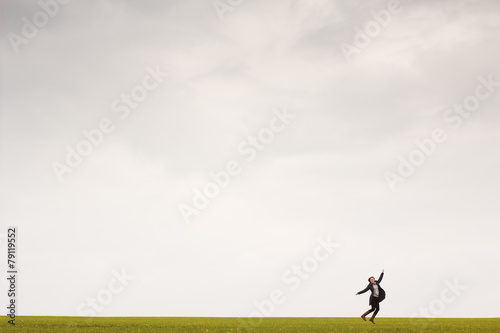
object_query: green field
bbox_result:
[2,317,499,332]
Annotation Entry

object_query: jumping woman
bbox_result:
[355,269,386,324]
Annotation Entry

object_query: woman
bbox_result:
[355,269,386,324]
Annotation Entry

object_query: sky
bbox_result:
[1,0,499,320]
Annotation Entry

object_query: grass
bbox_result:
[1,316,499,332]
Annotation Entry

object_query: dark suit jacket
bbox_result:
[357,272,386,306]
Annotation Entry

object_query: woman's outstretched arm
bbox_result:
[356,285,370,295]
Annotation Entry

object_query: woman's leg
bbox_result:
[370,298,380,323]
[361,308,373,320]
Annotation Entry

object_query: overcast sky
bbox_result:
[1,0,499,319]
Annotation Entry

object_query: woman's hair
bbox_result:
[368,276,375,282]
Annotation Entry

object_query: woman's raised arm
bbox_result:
[378,269,384,282]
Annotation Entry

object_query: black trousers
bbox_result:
[367,296,380,315]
